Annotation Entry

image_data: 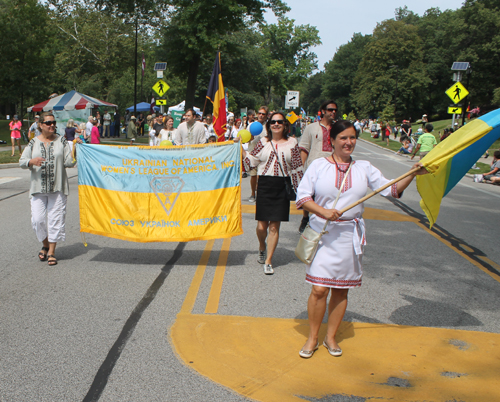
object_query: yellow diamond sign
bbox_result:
[286,111,298,124]
[447,106,462,115]
[445,81,469,104]
[152,80,170,97]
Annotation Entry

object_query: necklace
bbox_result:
[332,155,351,173]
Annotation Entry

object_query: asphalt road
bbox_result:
[1,140,499,402]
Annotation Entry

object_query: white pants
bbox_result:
[31,192,68,243]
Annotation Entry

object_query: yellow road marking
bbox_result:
[171,206,500,401]
[179,240,215,315]
[171,315,500,401]
[205,238,231,314]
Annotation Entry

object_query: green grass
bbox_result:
[468,161,493,174]
[359,131,402,152]
[0,151,23,164]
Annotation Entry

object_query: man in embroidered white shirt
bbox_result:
[173,108,206,145]
[297,100,338,233]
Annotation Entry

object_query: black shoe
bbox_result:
[298,217,309,234]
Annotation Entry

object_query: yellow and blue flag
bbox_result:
[418,109,500,227]
[77,142,242,242]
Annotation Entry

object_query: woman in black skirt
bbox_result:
[242,112,304,275]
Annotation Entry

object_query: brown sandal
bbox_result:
[38,247,49,262]
[47,255,58,266]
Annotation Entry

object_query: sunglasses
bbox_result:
[270,119,284,125]
[258,112,267,115]
[42,120,57,126]
[326,108,337,112]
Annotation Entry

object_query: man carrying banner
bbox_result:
[174,109,206,145]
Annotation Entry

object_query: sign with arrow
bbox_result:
[156,99,167,106]
[447,106,462,115]
[285,91,299,109]
[152,79,170,97]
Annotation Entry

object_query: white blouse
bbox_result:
[19,135,76,197]
[243,136,304,190]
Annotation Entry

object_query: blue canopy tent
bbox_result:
[126,102,160,113]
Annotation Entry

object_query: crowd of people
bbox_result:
[15,99,499,361]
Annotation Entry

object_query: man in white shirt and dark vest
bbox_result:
[297,100,338,233]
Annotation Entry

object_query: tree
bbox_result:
[299,72,324,116]
[0,0,53,116]
[159,0,289,109]
[352,19,430,119]
[260,17,321,104]
[456,0,500,107]
[322,33,371,115]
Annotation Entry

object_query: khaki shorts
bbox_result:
[419,151,429,160]
[249,168,257,177]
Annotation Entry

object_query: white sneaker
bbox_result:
[248,196,256,202]
[257,250,266,264]
[263,264,274,275]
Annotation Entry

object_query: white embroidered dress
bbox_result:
[296,158,400,288]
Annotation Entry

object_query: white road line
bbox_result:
[0,177,21,185]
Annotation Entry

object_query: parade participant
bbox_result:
[411,123,437,160]
[296,120,426,358]
[174,109,206,145]
[247,106,268,202]
[19,112,78,266]
[159,116,176,143]
[242,111,304,275]
[297,100,338,233]
[9,115,22,157]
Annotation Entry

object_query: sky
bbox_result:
[264,0,465,71]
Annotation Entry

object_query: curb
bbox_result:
[0,163,19,169]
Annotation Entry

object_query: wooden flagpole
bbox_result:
[338,166,421,214]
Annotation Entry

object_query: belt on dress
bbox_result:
[331,217,367,255]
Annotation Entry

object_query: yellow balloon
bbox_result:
[238,129,251,144]
[160,140,173,146]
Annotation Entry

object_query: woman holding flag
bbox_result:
[296,120,427,358]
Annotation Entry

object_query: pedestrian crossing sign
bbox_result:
[156,99,167,106]
[445,82,469,104]
[447,106,462,115]
[152,80,170,97]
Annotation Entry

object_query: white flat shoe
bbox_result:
[299,342,319,358]
[323,340,342,357]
